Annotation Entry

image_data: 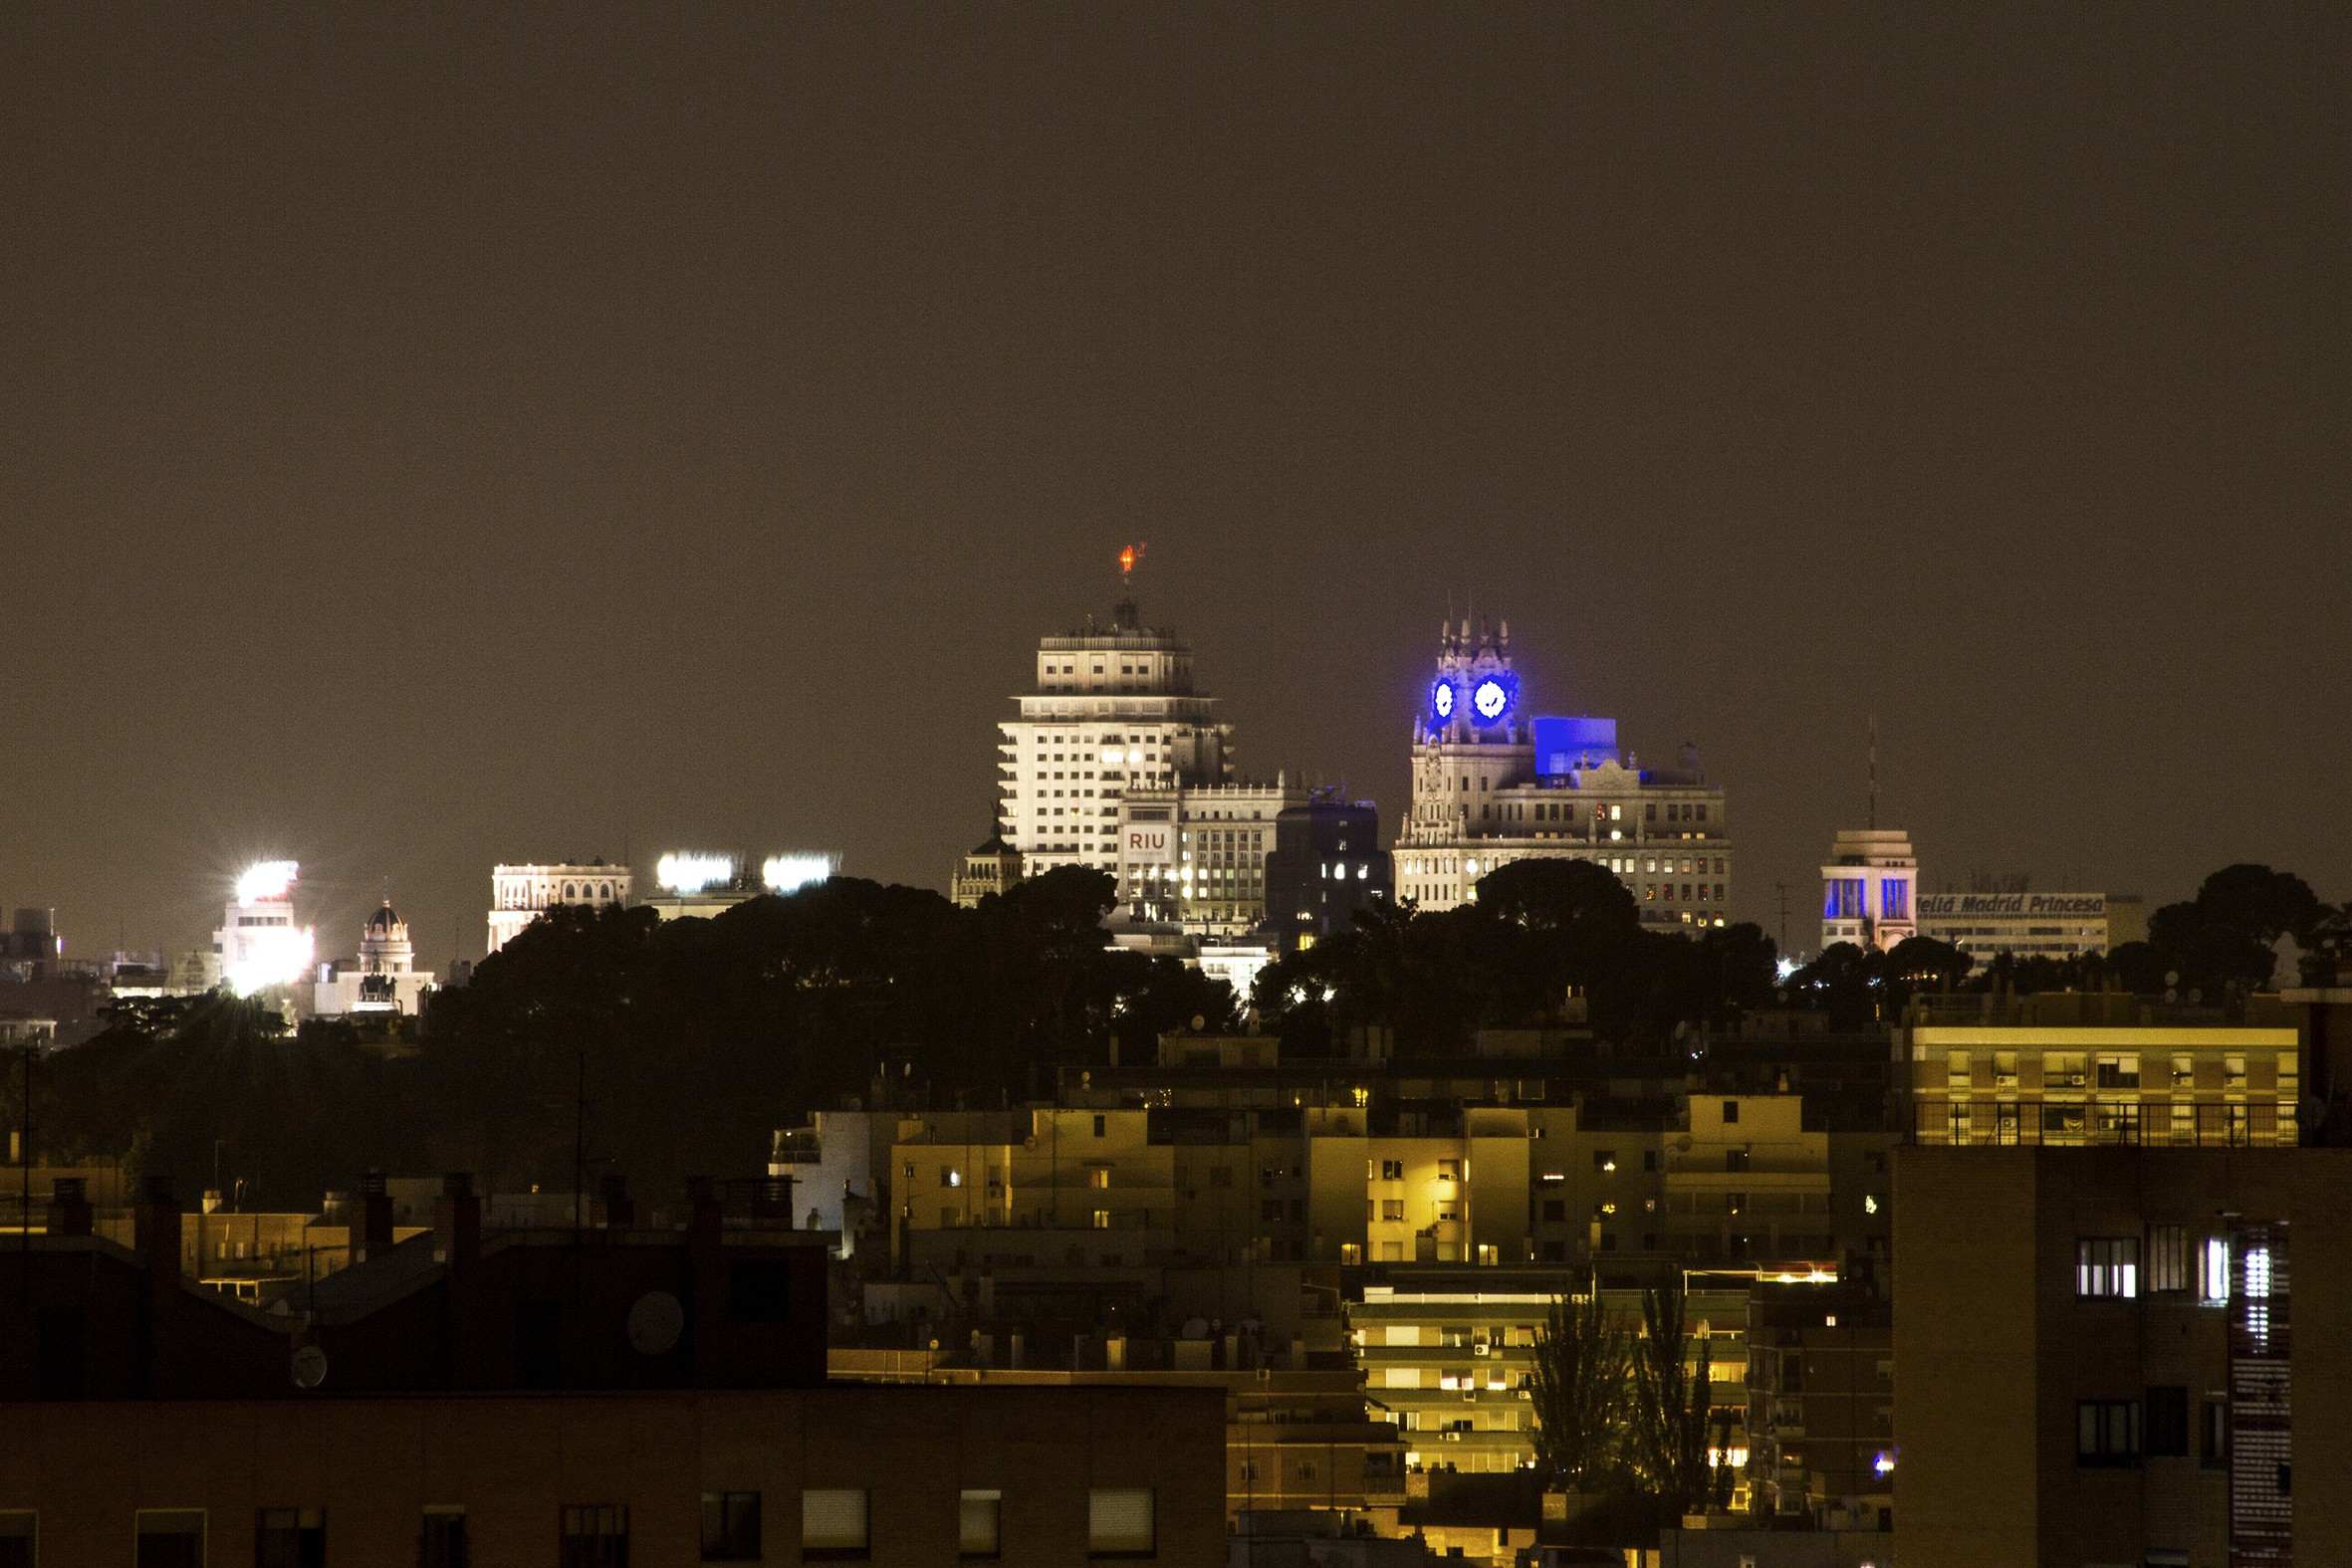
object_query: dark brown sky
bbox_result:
[3,5,2345,967]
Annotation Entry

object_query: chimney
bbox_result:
[135,1174,181,1281]
[136,1174,184,1394]
[597,1173,634,1229]
[358,1170,394,1260]
[432,1172,480,1267]
[46,1176,92,1237]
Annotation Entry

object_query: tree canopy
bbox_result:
[1251,858,1780,1055]
[10,870,1235,1210]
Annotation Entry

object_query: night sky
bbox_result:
[2,6,2344,969]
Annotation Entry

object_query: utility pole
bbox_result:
[1774,883,1789,959]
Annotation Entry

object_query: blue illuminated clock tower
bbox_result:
[1394,611,1734,924]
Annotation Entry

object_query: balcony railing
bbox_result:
[1912,1099,2295,1148]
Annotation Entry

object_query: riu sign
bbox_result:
[1124,817,1176,863]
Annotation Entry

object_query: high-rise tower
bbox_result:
[995,596,1235,877]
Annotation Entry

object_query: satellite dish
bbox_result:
[626,1290,685,1356]
[1180,1317,1211,1340]
[291,1345,328,1390]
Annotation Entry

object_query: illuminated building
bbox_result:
[1113,780,1302,939]
[1916,887,2145,967]
[1818,829,1918,953]
[951,833,1025,908]
[1351,1282,1750,1477]
[1896,1145,2352,1567]
[1903,990,2305,1146]
[207,861,316,997]
[1391,618,1731,924]
[486,861,632,954]
[997,597,1234,878]
[311,900,435,1017]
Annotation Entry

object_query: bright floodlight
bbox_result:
[224,925,316,996]
[657,853,734,895]
[762,854,836,894]
[236,860,300,903]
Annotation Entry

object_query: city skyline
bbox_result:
[2,7,2343,966]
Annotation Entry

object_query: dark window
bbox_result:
[136,1513,204,1568]
[700,1493,761,1562]
[730,1258,795,1323]
[561,1505,629,1568]
[420,1510,468,1568]
[1540,1200,1566,1223]
[0,1513,32,1568]
[2076,1401,2141,1465]
[1722,1101,1739,1124]
[1092,1115,1106,1138]
[1643,1151,1657,1172]
[516,1299,562,1388]
[36,1304,84,1398]
[2146,1386,2189,1456]
[257,1509,325,1568]
[1725,1150,1749,1173]
[2202,1400,2230,1467]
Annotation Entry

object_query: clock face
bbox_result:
[1473,676,1511,722]
[1431,680,1455,720]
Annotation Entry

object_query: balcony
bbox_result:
[1914,1099,2294,1148]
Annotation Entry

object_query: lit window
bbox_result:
[2076,1236,2140,1299]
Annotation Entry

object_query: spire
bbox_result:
[1867,714,1879,831]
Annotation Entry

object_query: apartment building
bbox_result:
[1895,1145,2352,1567]
[828,1357,1408,1524]
[1905,992,2304,1147]
[0,1386,1224,1567]
[1743,1283,1894,1527]
[1350,1281,1753,1475]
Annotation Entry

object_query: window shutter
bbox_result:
[1088,1488,1154,1554]
[801,1489,868,1552]
[958,1490,1002,1555]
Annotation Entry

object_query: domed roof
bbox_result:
[365,900,402,932]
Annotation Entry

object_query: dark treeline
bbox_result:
[12,870,1234,1211]
[1249,859,1780,1056]
[7,861,2336,1210]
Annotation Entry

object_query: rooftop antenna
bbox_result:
[1867,714,1879,831]
[1115,544,1146,631]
